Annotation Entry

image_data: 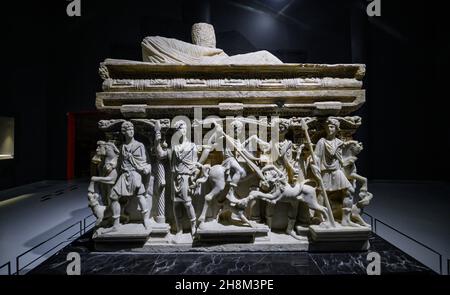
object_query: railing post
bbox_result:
[0,261,11,275]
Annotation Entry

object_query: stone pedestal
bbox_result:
[308,225,371,251]
[147,222,171,244]
[93,224,151,251]
[196,222,269,243]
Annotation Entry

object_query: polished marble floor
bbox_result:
[29,232,433,275]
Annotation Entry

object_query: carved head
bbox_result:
[230,119,244,135]
[174,120,188,136]
[261,165,285,192]
[325,117,340,137]
[191,23,216,48]
[121,121,135,139]
[273,118,290,134]
[349,141,363,155]
[95,141,107,157]
[93,141,119,164]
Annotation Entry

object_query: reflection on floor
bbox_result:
[0,180,92,274]
[367,180,450,274]
[29,232,433,275]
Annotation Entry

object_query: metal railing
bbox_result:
[0,261,11,275]
[362,212,444,275]
[8,213,95,275]
[448,258,450,276]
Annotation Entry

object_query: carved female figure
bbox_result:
[156,120,198,236]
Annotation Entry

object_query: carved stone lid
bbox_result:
[99,59,366,81]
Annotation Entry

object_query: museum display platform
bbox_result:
[28,231,433,275]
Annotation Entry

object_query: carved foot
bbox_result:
[286,230,304,240]
[191,221,197,236]
[248,220,258,228]
[144,219,152,230]
[341,218,361,228]
[102,224,120,233]
[352,215,371,227]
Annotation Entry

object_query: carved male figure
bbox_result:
[314,118,358,227]
[109,121,152,230]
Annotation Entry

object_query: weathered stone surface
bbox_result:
[96,59,365,117]
[93,223,151,242]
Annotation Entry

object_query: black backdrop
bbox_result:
[1,0,449,190]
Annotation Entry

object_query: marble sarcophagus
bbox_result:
[88,23,372,252]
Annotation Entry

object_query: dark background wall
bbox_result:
[1,0,448,190]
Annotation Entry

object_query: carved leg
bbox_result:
[265,203,275,230]
[299,185,329,223]
[88,181,105,226]
[286,201,302,239]
[173,202,183,236]
[249,190,277,201]
[226,164,245,201]
[137,194,151,230]
[352,173,368,192]
[238,211,255,228]
[341,191,360,227]
[110,193,121,230]
[185,201,197,235]
[199,185,222,223]
[286,218,302,240]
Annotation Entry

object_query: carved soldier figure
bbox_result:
[109,121,152,230]
[199,119,255,202]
